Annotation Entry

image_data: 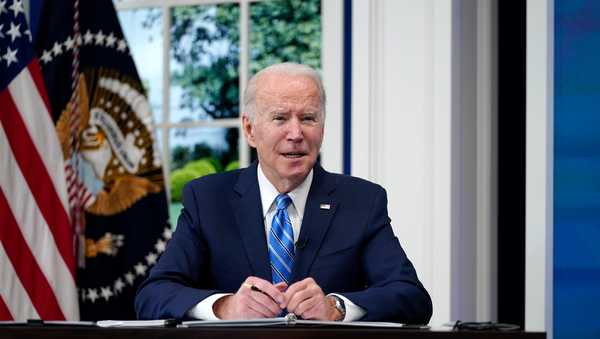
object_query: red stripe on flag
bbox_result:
[0,297,13,320]
[0,191,66,320]
[0,92,75,278]
[83,194,92,206]
[27,61,52,116]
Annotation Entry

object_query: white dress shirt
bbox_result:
[187,164,365,321]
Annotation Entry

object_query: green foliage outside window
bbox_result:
[249,0,321,73]
[169,3,240,120]
[224,160,240,172]
[170,156,241,203]
[170,158,218,202]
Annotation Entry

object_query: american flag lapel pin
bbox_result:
[320,203,331,210]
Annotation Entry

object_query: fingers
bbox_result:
[243,293,280,318]
[274,281,288,292]
[283,278,326,318]
[225,277,332,320]
[248,288,282,315]
[247,277,286,305]
[293,294,322,319]
[281,279,308,309]
[217,277,288,320]
[286,285,315,311]
[240,277,284,316]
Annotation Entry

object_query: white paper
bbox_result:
[96,319,175,328]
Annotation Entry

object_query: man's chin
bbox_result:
[280,162,312,180]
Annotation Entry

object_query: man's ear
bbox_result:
[242,114,256,148]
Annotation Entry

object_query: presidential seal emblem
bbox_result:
[56,70,164,216]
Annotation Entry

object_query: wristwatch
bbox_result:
[330,295,346,321]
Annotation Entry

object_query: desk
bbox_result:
[0,326,545,339]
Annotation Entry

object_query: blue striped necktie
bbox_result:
[269,194,295,284]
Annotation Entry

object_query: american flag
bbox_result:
[0,0,79,321]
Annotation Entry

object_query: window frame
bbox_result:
[114,0,342,204]
[115,0,254,203]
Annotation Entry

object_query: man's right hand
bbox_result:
[213,277,287,320]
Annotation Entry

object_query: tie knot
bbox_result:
[275,194,292,211]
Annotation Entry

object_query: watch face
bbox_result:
[334,296,346,314]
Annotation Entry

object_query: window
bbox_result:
[115,0,321,227]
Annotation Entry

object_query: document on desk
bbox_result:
[0,320,96,327]
[96,319,177,328]
[181,313,418,328]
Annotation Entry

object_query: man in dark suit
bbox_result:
[135,63,432,323]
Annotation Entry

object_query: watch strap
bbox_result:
[330,295,346,321]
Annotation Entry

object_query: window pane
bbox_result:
[169,4,240,123]
[154,127,164,159]
[169,200,183,230]
[249,0,321,74]
[117,8,163,125]
[168,126,239,226]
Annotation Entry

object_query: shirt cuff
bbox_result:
[329,293,366,322]
[186,293,233,320]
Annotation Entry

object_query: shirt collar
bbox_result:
[257,163,313,218]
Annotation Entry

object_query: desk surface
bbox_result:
[0,326,546,339]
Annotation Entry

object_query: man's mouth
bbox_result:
[282,152,307,158]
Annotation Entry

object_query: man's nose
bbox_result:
[287,119,303,142]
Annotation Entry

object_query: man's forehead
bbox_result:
[256,73,319,102]
[256,95,321,115]
[257,89,319,103]
[257,72,318,91]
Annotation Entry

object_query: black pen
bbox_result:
[246,284,279,304]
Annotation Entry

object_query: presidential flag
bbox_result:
[34,0,171,320]
[0,0,79,320]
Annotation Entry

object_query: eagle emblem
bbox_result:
[56,70,163,216]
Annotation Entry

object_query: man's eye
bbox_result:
[303,116,317,122]
[273,116,285,121]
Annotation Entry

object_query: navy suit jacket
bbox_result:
[135,163,432,323]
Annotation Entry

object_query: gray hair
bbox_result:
[243,62,326,123]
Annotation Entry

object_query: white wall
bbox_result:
[320,0,344,174]
[526,0,553,334]
[350,0,497,326]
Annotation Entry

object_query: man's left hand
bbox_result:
[282,277,342,321]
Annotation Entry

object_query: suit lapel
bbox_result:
[230,163,271,281]
[291,165,338,283]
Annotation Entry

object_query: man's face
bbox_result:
[243,72,324,192]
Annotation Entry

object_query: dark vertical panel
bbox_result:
[497,0,526,327]
[343,0,352,175]
[28,0,45,40]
